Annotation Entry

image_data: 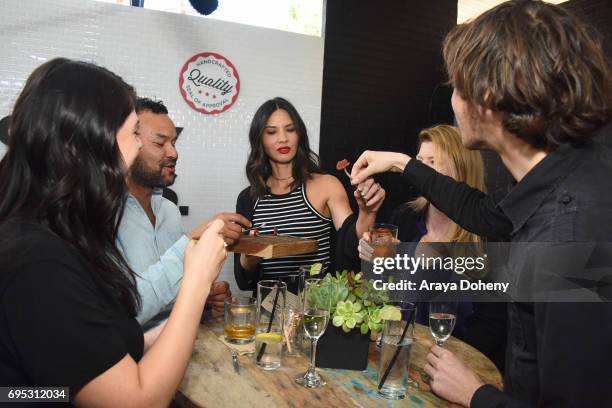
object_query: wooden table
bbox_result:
[177,322,502,408]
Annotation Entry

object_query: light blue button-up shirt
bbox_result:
[116,189,189,327]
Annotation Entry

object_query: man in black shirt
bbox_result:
[351,0,612,406]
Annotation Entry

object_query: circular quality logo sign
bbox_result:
[179,52,240,115]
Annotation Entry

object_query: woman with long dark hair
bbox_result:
[0,58,227,406]
[235,97,385,289]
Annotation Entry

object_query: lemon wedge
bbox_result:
[380,305,402,321]
[309,263,323,276]
[255,333,283,342]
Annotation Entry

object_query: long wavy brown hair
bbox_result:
[443,0,612,150]
[245,97,323,198]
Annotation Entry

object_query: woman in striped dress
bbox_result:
[234,97,385,291]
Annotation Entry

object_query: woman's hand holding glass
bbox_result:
[358,232,400,263]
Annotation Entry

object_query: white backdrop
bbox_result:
[0,0,325,292]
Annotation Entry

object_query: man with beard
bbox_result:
[117,98,251,336]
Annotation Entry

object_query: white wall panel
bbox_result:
[0,0,324,293]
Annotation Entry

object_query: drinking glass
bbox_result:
[283,306,302,356]
[279,272,305,297]
[369,223,399,259]
[223,296,256,344]
[377,302,416,399]
[429,302,457,346]
[421,302,457,384]
[295,278,331,388]
[255,280,287,370]
[278,269,308,356]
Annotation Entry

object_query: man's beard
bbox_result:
[462,136,489,151]
[458,111,491,151]
[130,155,177,189]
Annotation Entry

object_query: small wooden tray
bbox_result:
[228,235,318,259]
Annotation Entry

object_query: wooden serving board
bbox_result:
[228,235,318,259]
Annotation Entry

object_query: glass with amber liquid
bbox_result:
[224,296,257,344]
[370,223,399,259]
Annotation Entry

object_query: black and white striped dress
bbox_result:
[251,183,333,279]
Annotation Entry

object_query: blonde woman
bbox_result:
[359,125,506,370]
[359,125,483,248]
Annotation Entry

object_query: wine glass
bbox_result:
[295,278,331,388]
[428,302,457,347]
[420,302,457,384]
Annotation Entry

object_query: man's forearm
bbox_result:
[402,159,512,239]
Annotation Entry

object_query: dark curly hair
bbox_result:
[136,97,168,115]
[443,0,612,149]
[0,58,140,316]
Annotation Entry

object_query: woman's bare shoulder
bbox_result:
[309,173,343,188]
[308,173,346,197]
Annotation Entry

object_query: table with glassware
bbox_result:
[175,320,502,407]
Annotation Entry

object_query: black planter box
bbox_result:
[315,325,370,371]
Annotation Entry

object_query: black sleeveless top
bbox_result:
[250,183,333,278]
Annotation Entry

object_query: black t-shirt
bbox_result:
[0,219,143,392]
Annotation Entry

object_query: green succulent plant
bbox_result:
[360,306,383,334]
[332,300,365,332]
[305,267,396,335]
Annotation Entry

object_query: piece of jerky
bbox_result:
[336,159,350,171]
